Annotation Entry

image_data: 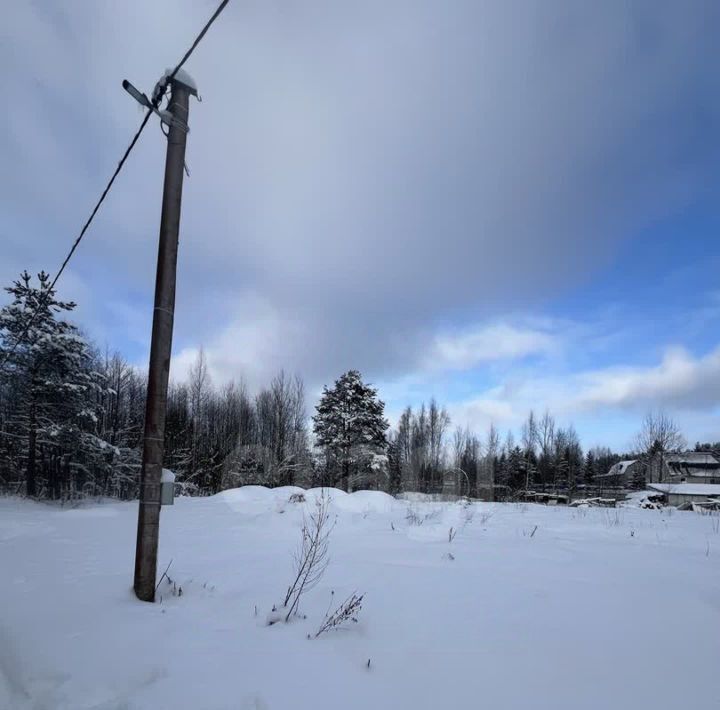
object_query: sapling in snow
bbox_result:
[272,491,334,624]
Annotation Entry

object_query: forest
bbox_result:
[0,271,703,501]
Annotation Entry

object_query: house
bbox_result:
[597,452,720,488]
[595,460,641,487]
[647,482,720,507]
[661,452,720,484]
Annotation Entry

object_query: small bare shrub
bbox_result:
[405,505,441,526]
[279,491,333,623]
[311,590,364,638]
[289,492,306,504]
[448,526,457,543]
[406,505,424,525]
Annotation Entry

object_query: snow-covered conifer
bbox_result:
[312,370,388,491]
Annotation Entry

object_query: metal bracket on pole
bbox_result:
[122,75,194,133]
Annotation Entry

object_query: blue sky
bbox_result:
[380,204,720,448]
[2,1,719,451]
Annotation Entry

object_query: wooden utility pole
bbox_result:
[134,75,194,602]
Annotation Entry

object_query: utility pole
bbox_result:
[134,74,196,602]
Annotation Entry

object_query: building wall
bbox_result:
[667,492,715,506]
[683,474,720,485]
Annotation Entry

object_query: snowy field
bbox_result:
[1,487,719,710]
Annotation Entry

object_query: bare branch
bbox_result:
[283,490,334,622]
[312,591,364,638]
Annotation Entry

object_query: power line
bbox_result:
[0,0,230,374]
[168,0,230,83]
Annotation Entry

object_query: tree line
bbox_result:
[0,273,314,500]
[388,405,622,498]
[0,272,695,501]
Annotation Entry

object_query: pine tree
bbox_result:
[312,370,388,491]
[0,271,106,498]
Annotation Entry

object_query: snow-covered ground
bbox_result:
[1,487,719,710]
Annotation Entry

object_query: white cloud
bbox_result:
[171,293,305,389]
[3,1,719,454]
[572,346,720,411]
[2,0,717,393]
[424,323,557,371]
[446,345,720,440]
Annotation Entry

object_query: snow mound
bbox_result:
[303,487,349,506]
[216,486,356,515]
[272,486,306,500]
[215,486,275,514]
[332,490,398,514]
[216,485,272,504]
[214,486,399,516]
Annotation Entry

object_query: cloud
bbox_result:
[2,1,719,402]
[424,323,558,371]
[171,293,305,389]
[446,345,720,439]
[572,346,720,412]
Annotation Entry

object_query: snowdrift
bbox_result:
[215,485,401,515]
[1,492,718,710]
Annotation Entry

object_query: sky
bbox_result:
[1,0,719,452]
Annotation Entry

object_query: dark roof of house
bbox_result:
[665,452,719,467]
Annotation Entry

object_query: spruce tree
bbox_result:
[495,451,508,489]
[312,370,388,491]
[387,436,402,495]
[507,445,525,491]
[583,450,596,487]
[0,271,104,497]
